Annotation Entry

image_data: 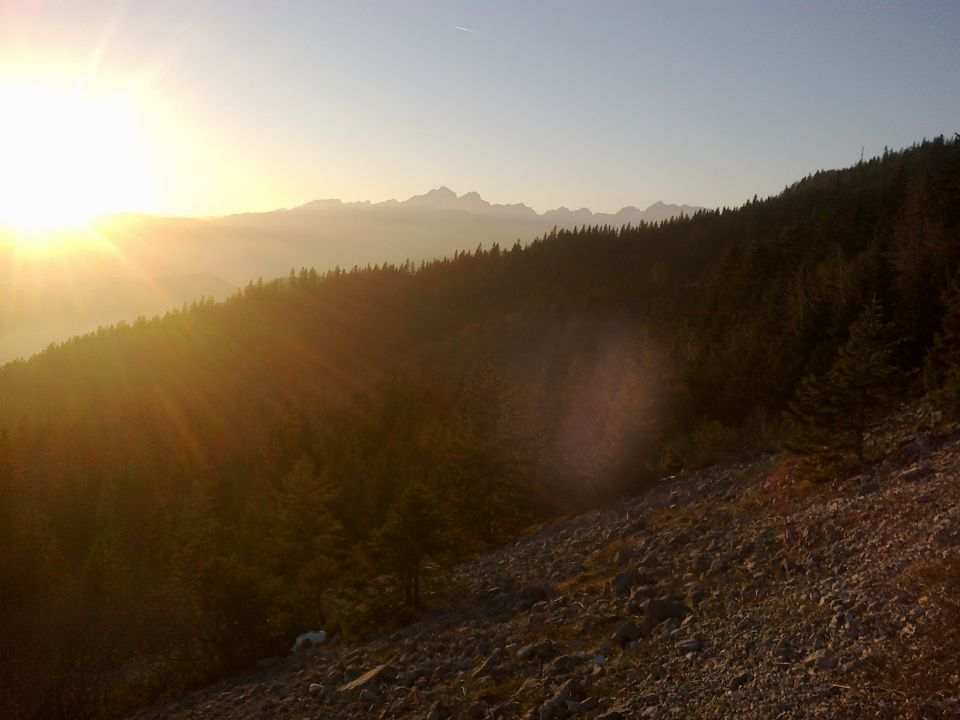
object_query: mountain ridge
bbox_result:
[276,188,701,226]
[0,190,701,362]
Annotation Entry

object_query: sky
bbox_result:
[0,0,958,217]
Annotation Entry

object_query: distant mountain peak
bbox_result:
[411,186,457,200]
[404,186,462,209]
[298,198,344,210]
[286,189,700,224]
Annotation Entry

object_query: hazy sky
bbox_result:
[1,0,958,216]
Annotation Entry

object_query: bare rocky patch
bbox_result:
[132,416,960,719]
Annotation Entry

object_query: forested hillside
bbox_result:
[1,137,959,719]
[0,192,696,363]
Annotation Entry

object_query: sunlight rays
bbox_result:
[0,81,156,235]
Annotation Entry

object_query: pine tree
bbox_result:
[924,283,960,418]
[265,455,342,633]
[446,359,532,545]
[372,480,444,607]
[789,302,902,465]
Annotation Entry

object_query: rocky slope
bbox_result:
[135,410,960,720]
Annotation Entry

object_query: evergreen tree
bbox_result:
[372,480,445,607]
[924,283,960,417]
[446,360,532,545]
[265,456,341,634]
[789,302,902,464]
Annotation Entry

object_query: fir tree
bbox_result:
[446,359,532,545]
[789,302,902,465]
[924,283,960,418]
[265,455,341,633]
[372,480,445,607]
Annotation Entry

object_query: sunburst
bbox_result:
[0,81,155,244]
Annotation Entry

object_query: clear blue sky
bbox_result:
[1,0,958,215]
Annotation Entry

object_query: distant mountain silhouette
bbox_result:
[401,187,539,219]
[89,189,701,289]
[282,187,698,224]
[0,190,699,361]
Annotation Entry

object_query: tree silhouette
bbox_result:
[265,456,342,634]
[925,283,960,418]
[790,302,902,464]
[372,480,445,607]
[446,360,532,545]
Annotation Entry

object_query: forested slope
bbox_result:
[1,137,958,719]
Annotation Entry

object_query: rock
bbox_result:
[934,526,960,547]
[427,700,451,720]
[611,568,655,595]
[900,438,931,463]
[551,678,581,704]
[539,679,582,719]
[358,688,383,708]
[691,553,711,573]
[614,547,643,564]
[516,640,561,661]
[337,664,397,693]
[493,701,521,718]
[612,568,642,595]
[397,666,430,685]
[479,586,511,602]
[643,597,691,629]
[772,639,797,662]
[519,583,557,608]
[391,696,414,714]
[596,712,624,720]
[611,619,641,646]
[466,700,489,719]
[677,636,706,653]
[686,584,709,607]
[548,653,590,673]
[471,651,506,679]
[539,703,557,720]
[579,696,599,711]
[803,650,836,671]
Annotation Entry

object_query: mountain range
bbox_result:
[285,186,699,227]
[0,191,699,362]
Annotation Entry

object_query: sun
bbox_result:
[0,82,155,239]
